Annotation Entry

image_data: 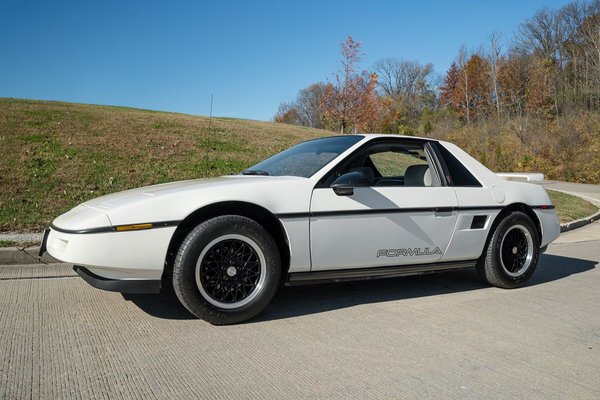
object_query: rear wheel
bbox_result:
[173,215,281,325]
[477,211,540,288]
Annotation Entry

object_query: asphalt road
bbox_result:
[1,181,599,399]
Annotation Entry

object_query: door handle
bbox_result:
[434,207,453,213]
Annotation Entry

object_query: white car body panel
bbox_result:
[45,134,561,284]
[535,209,562,247]
[309,187,458,270]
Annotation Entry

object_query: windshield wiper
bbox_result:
[241,169,269,176]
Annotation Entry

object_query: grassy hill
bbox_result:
[0,98,596,232]
[0,98,327,231]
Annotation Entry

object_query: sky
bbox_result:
[0,0,573,121]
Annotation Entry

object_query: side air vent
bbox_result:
[471,215,487,229]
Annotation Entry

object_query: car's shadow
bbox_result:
[121,253,596,322]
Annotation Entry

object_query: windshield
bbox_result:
[243,135,363,178]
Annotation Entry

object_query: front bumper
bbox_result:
[74,266,161,293]
[45,225,176,280]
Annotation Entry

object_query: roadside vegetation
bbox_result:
[0,99,596,234]
[547,190,599,223]
[275,0,600,184]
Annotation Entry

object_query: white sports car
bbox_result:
[41,134,560,324]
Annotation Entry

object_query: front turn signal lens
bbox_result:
[115,223,153,232]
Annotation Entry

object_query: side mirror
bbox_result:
[330,171,371,196]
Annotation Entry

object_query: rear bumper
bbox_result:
[534,208,561,247]
[74,265,161,294]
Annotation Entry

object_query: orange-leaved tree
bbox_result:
[440,53,491,122]
[321,36,380,134]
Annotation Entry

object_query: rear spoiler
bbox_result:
[496,172,544,182]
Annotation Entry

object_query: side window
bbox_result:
[340,141,442,187]
[370,152,428,178]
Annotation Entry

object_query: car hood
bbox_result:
[52,174,312,231]
[83,175,301,211]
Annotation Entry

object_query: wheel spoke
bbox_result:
[500,225,534,276]
[199,238,262,305]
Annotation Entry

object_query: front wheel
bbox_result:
[477,211,540,289]
[173,215,281,325]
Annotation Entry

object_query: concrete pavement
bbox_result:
[1,180,600,399]
[1,226,599,399]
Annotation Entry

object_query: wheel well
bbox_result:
[480,203,542,260]
[163,201,291,279]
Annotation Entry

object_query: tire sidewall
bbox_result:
[173,216,280,323]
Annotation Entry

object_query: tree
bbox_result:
[273,83,326,128]
[578,1,600,109]
[273,102,300,125]
[457,45,472,123]
[497,52,529,118]
[441,48,491,122]
[321,36,380,133]
[373,58,435,118]
[440,62,460,108]
[295,83,327,128]
[486,32,503,116]
[464,54,492,119]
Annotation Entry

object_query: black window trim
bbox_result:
[424,142,449,187]
[429,141,454,185]
[315,137,448,189]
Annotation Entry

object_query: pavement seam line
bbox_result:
[17,245,49,265]
[0,275,77,282]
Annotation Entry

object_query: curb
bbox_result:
[559,209,600,233]
[544,188,600,233]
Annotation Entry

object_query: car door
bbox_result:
[309,138,459,271]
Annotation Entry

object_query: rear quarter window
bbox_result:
[434,143,481,187]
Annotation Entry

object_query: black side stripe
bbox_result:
[51,220,181,235]
[276,205,554,219]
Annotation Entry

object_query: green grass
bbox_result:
[0,240,18,247]
[547,190,599,223]
[0,98,329,232]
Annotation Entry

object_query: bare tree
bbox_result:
[373,59,433,98]
[515,7,564,62]
[373,58,435,121]
[457,44,471,123]
[579,1,600,108]
[295,83,327,128]
[486,32,503,116]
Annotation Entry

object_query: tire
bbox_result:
[172,215,281,325]
[476,211,540,289]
